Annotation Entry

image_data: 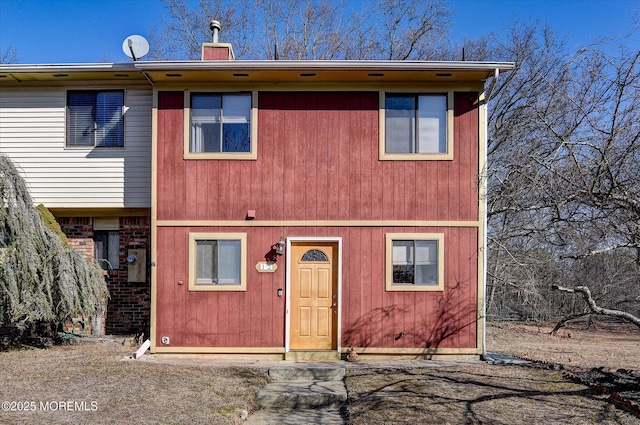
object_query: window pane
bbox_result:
[94,233,107,269]
[94,230,119,270]
[301,249,329,262]
[196,240,217,284]
[191,94,222,152]
[95,92,124,147]
[415,264,438,285]
[107,231,120,270]
[218,240,241,284]
[392,240,414,284]
[414,240,437,264]
[417,95,447,153]
[222,94,251,123]
[385,96,415,153]
[415,240,438,285]
[68,92,96,147]
[222,94,251,153]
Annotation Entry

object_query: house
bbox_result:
[0,63,153,335]
[143,42,513,359]
[0,40,513,359]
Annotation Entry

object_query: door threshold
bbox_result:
[285,351,341,361]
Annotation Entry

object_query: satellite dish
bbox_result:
[122,35,149,61]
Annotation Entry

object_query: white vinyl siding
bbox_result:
[0,87,152,208]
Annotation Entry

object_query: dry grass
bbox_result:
[487,319,640,370]
[1,320,638,424]
[344,320,640,424]
[0,340,268,424]
[345,365,636,425]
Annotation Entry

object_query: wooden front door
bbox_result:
[290,242,338,350]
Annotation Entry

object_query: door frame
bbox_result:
[285,237,342,353]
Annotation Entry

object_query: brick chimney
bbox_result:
[202,20,235,60]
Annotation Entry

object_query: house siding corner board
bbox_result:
[156,91,479,223]
[155,226,477,350]
[0,87,152,208]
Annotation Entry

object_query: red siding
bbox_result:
[155,90,481,350]
[155,226,477,349]
[156,92,480,222]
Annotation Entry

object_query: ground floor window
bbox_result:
[385,233,444,291]
[188,233,247,291]
[94,230,119,270]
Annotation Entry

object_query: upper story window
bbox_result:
[67,90,124,148]
[380,92,453,161]
[186,92,256,160]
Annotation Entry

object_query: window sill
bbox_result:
[183,151,257,160]
[379,152,453,161]
[187,284,247,292]
[385,284,444,292]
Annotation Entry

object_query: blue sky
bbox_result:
[0,0,638,64]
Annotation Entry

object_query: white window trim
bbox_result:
[188,232,247,291]
[385,233,445,292]
[183,91,258,160]
[379,91,454,161]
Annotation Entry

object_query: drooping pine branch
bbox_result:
[0,154,108,330]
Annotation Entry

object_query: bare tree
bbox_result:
[149,0,452,60]
[148,0,252,60]
[482,21,640,328]
[1,44,18,64]
[368,0,450,60]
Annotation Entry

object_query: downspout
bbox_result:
[481,68,500,359]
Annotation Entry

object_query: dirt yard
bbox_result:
[0,319,638,424]
[486,319,640,371]
[0,340,268,424]
[345,319,640,424]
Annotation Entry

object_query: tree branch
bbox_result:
[552,284,640,329]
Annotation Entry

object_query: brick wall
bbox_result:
[57,216,151,336]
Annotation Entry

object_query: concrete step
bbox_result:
[246,408,344,424]
[269,365,345,382]
[255,380,347,409]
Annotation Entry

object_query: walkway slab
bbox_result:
[256,380,347,409]
[269,364,345,381]
[246,408,344,424]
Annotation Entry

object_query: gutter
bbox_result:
[0,63,138,73]
[134,60,515,73]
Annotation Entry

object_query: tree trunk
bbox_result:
[549,312,590,334]
[91,313,104,337]
[552,285,640,330]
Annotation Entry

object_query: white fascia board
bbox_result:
[134,60,515,73]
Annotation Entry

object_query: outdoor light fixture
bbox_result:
[273,237,285,256]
